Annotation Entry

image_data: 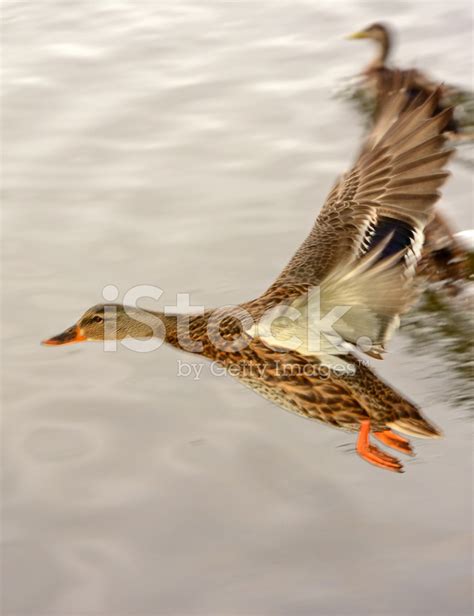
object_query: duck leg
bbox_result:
[374,429,414,456]
[356,420,404,473]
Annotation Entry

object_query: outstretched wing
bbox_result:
[265,73,454,294]
[249,73,454,359]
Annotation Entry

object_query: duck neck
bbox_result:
[150,310,208,353]
[114,307,177,345]
[112,306,210,354]
[161,312,190,349]
[124,307,247,358]
[373,32,390,68]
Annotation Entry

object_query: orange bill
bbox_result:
[42,325,86,346]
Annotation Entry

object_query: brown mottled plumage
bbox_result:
[43,74,455,473]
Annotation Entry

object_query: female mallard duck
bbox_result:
[348,23,472,288]
[43,75,454,473]
[347,22,473,136]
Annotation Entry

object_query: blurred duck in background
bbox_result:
[346,22,474,140]
[346,22,474,291]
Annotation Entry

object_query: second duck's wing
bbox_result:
[264,75,454,294]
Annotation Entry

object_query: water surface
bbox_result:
[2,1,473,614]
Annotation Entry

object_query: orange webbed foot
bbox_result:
[374,429,415,456]
[356,420,404,473]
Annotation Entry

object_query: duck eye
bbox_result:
[92,315,103,323]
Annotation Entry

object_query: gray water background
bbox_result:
[2,1,473,614]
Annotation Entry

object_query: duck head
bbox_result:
[347,22,389,43]
[42,304,161,345]
[347,22,391,66]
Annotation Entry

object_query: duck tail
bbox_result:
[387,416,442,439]
[385,392,443,438]
[353,361,443,439]
[384,383,443,439]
